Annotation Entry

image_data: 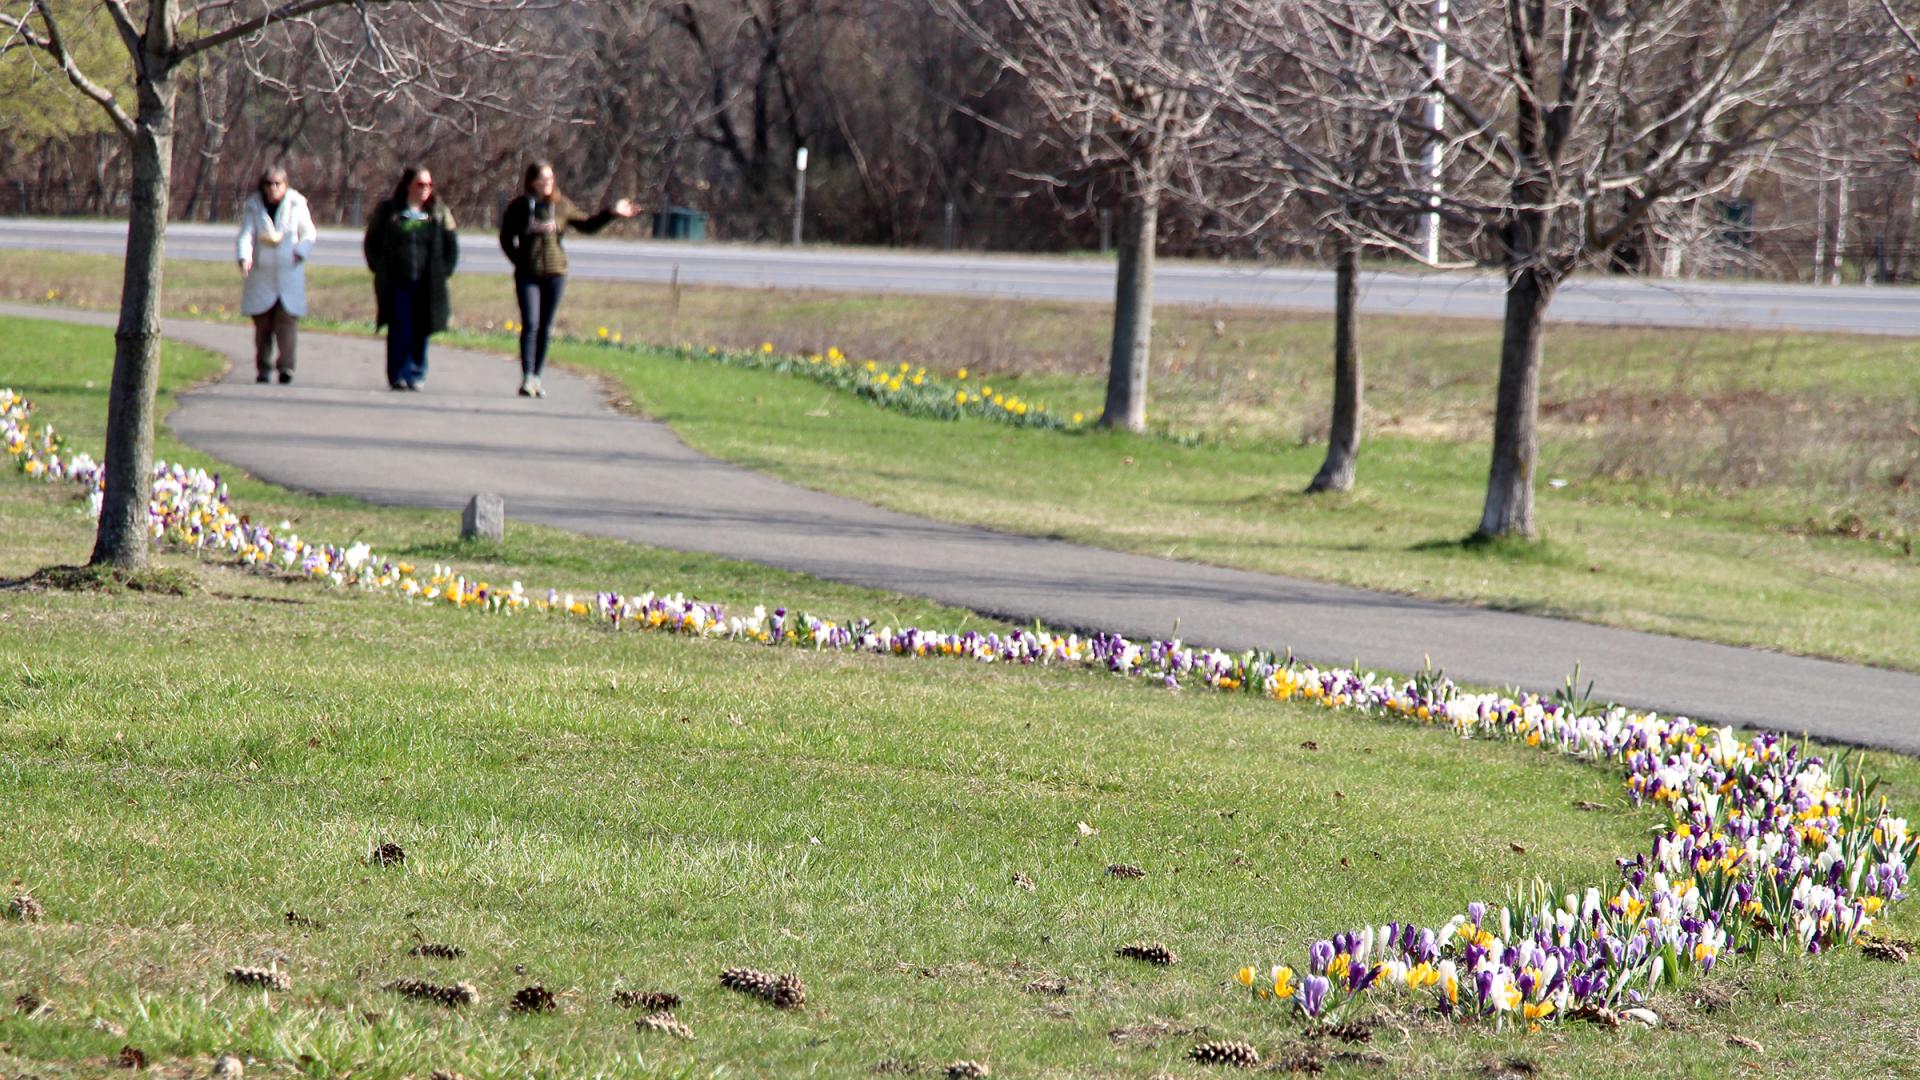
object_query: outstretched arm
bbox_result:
[569,198,638,235]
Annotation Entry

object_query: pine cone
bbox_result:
[719,967,775,997]
[1568,1002,1620,1027]
[719,967,805,1009]
[769,972,807,1010]
[386,978,478,1007]
[410,942,465,960]
[118,1043,148,1070]
[14,990,47,1017]
[1324,1019,1372,1044]
[1114,942,1178,966]
[1188,1040,1260,1068]
[8,893,44,922]
[226,965,291,991]
[945,1061,991,1078]
[368,842,407,866]
[428,1071,471,1080]
[509,984,557,1014]
[211,1052,245,1079]
[1107,864,1146,879]
[612,988,681,1011]
[283,911,323,930]
[1863,939,1910,963]
[1010,872,1035,892]
[637,1010,695,1039]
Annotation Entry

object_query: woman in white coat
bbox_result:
[236,166,317,384]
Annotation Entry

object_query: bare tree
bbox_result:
[1302,0,1908,539]
[0,0,535,569]
[1213,1,1441,494]
[940,0,1254,432]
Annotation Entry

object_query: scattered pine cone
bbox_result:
[118,1043,148,1070]
[508,984,557,1014]
[410,942,465,960]
[1863,939,1910,963]
[14,990,47,1016]
[386,978,478,1007]
[719,967,775,997]
[1188,1040,1260,1068]
[637,1010,695,1039]
[719,967,806,1009]
[1568,1002,1620,1027]
[8,893,44,922]
[1010,872,1035,892]
[612,988,681,1011]
[226,965,291,991]
[1107,864,1146,879]
[769,972,807,1010]
[211,1052,245,1079]
[945,1061,991,1078]
[1323,1019,1373,1044]
[368,841,407,866]
[283,910,323,930]
[428,1071,472,1080]
[1114,942,1177,966]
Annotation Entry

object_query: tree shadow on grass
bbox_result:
[1409,532,1587,570]
[0,563,194,595]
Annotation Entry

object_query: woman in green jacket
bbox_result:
[498,161,635,397]
[363,166,459,391]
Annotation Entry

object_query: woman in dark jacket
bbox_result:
[363,166,459,391]
[498,161,635,397]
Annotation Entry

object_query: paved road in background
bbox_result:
[8,303,1915,752]
[6,217,1920,335]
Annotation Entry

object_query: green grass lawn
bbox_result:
[3,313,1920,1077]
[4,250,1914,675]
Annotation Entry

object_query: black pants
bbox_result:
[384,281,431,387]
[514,273,566,377]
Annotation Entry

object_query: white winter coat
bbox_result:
[236,189,317,317]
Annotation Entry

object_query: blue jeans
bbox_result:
[384,280,432,387]
[514,273,566,377]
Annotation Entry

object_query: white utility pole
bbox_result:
[1418,0,1448,265]
[791,147,809,246]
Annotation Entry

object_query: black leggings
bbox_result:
[514,273,566,376]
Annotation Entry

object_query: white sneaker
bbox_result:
[518,376,534,397]
[531,376,547,398]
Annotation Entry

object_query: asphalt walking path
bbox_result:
[9,303,1918,754]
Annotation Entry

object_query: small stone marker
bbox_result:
[461,494,504,542]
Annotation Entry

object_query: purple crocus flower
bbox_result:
[1308,940,1335,973]
[1299,975,1331,1017]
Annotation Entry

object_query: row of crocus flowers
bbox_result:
[5,388,1912,1031]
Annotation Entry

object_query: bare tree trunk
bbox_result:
[90,74,177,570]
[1830,166,1850,285]
[1099,184,1158,432]
[1477,240,1555,540]
[1307,236,1363,493]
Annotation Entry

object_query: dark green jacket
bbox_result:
[363,198,460,334]
[498,195,617,278]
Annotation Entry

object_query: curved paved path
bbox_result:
[9,304,1918,753]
